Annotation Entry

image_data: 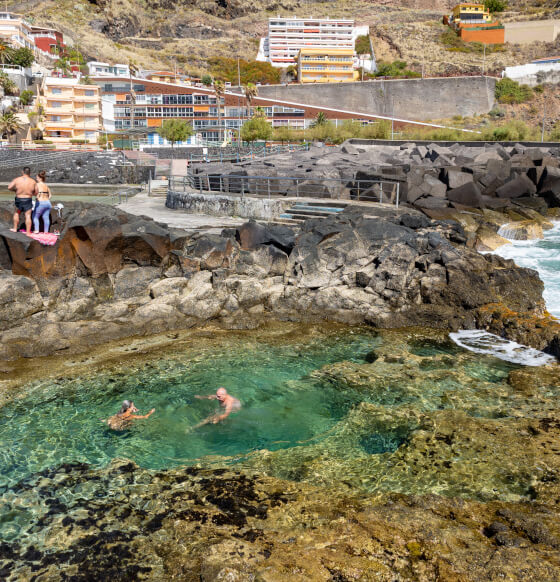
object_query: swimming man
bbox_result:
[194,387,241,425]
[102,400,155,430]
[8,167,36,234]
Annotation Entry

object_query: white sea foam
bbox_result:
[492,221,560,319]
[449,330,555,366]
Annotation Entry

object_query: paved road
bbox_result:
[117,191,245,232]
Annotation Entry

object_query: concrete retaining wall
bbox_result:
[257,76,497,121]
[166,190,290,220]
[504,20,560,44]
[503,63,560,87]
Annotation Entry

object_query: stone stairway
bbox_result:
[149,179,169,197]
[279,201,348,223]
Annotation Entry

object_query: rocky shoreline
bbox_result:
[0,200,558,360]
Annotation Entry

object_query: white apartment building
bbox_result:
[257,17,369,67]
[0,12,35,51]
[87,61,130,78]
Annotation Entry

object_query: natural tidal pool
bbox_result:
[1,324,559,542]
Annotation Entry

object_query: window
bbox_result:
[50,115,61,122]
[85,89,95,97]
[85,102,95,109]
[51,87,62,94]
[85,131,96,139]
[104,84,113,92]
[51,101,62,108]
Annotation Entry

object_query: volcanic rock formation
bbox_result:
[0,200,557,360]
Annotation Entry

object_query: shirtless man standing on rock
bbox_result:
[8,167,36,234]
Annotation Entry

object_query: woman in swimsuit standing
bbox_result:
[33,171,52,233]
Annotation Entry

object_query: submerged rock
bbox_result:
[1,458,558,582]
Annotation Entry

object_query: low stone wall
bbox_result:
[166,190,291,220]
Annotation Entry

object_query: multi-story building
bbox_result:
[93,75,445,147]
[297,48,358,83]
[87,61,130,78]
[38,77,102,144]
[450,3,492,26]
[29,26,64,59]
[257,17,369,67]
[0,13,64,59]
[0,12,35,50]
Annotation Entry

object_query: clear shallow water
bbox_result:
[0,330,379,490]
[494,221,560,319]
[1,326,559,542]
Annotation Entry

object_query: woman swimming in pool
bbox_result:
[102,400,155,430]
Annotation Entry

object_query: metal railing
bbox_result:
[107,186,139,205]
[169,173,401,206]
[0,150,127,170]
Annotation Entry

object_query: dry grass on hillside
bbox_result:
[8,0,560,76]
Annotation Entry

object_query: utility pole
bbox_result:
[237,57,241,148]
[391,96,394,140]
[541,100,546,143]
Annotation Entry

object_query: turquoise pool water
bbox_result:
[1,324,559,545]
[0,330,379,491]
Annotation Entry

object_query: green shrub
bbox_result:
[488,107,505,118]
[481,120,533,141]
[355,35,372,55]
[33,139,53,144]
[485,0,507,13]
[548,123,560,142]
[19,90,34,106]
[495,78,533,104]
[375,60,420,78]
[533,84,544,93]
[70,139,89,144]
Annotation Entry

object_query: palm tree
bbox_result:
[0,111,23,142]
[244,83,258,118]
[54,57,71,77]
[310,111,328,128]
[213,79,225,144]
[0,41,13,65]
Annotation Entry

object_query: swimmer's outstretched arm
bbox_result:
[194,395,218,400]
[129,408,155,419]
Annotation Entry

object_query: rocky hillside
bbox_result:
[9,0,560,75]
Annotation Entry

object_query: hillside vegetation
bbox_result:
[9,0,560,75]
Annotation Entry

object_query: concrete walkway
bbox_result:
[117,191,246,231]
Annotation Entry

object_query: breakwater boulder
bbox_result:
[0,201,557,360]
[190,142,560,214]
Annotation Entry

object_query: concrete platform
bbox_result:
[117,191,246,232]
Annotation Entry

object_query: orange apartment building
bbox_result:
[37,77,102,144]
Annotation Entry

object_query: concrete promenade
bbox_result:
[117,191,246,231]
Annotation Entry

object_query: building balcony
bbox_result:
[73,94,99,102]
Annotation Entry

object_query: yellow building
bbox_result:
[451,3,492,26]
[38,77,102,145]
[297,48,358,83]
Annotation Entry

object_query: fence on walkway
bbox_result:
[169,173,401,206]
[0,150,127,170]
[186,143,310,165]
